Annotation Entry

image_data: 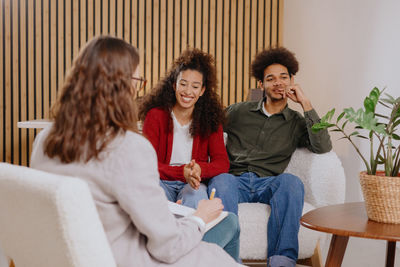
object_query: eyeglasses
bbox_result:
[131,76,147,90]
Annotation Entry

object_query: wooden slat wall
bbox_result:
[1,0,283,166]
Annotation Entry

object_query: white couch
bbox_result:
[238,148,346,265]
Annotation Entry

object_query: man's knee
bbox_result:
[208,173,237,193]
[209,173,236,185]
[277,173,304,195]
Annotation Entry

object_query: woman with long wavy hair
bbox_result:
[30,36,241,266]
[139,48,230,210]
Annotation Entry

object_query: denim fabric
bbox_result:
[268,255,296,267]
[159,180,208,209]
[207,172,304,262]
[161,180,241,262]
[202,212,241,262]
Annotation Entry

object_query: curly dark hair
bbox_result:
[251,47,299,81]
[45,36,140,163]
[139,48,225,138]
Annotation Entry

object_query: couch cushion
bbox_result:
[238,202,322,260]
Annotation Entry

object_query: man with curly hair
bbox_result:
[208,47,332,267]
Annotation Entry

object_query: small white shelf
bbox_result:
[17,119,52,129]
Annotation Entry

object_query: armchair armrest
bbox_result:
[285,148,346,208]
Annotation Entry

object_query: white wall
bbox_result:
[283,0,400,202]
[0,244,7,267]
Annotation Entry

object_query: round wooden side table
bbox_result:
[301,202,400,267]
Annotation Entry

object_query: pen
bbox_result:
[209,188,216,200]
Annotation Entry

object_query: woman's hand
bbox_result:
[193,198,224,224]
[183,160,202,189]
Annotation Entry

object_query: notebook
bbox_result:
[168,201,228,232]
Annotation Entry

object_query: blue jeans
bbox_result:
[208,172,304,266]
[159,180,208,209]
[202,212,241,262]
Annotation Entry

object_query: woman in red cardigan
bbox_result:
[139,48,229,209]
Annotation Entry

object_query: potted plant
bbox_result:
[312,87,400,223]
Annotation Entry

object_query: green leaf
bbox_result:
[344,107,362,123]
[393,119,400,129]
[369,88,380,106]
[356,135,369,140]
[374,124,386,135]
[394,108,400,120]
[330,129,342,132]
[371,87,381,97]
[336,112,345,123]
[350,131,360,137]
[364,97,375,114]
[355,126,363,129]
[320,108,335,123]
[311,124,324,133]
[311,122,334,133]
[344,108,386,134]
[394,105,400,118]
[342,120,349,129]
[327,108,335,121]
[392,133,400,140]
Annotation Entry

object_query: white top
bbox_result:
[30,126,239,267]
[262,102,272,117]
[169,112,193,166]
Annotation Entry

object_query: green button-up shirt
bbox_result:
[224,98,332,177]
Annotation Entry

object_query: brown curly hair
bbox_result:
[139,48,225,137]
[251,47,299,81]
[44,36,140,163]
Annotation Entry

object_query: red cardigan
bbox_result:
[142,108,230,182]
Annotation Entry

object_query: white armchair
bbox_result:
[0,163,117,267]
[238,148,346,266]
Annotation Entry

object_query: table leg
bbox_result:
[325,234,349,267]
[386,241,396,267]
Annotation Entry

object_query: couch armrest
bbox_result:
[284,148,346,208]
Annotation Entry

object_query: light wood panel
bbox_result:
[1,0,283,166]
[5,0,11,163]
[12,0,19,164]
[27,0,35,163]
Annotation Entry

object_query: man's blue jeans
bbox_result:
[208,172,304,266]
[160,180,208,209]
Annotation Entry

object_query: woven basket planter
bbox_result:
[359,171,400,224]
